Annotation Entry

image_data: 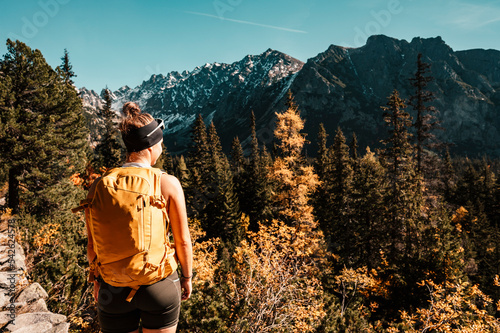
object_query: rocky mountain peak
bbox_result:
[364,34,407,51]
[410,35,446,48]
[79,87,104,110]
[311,44,348,65]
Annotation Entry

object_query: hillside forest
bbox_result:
[2,39,500,332]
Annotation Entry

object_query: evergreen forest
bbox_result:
[2,39,500,332]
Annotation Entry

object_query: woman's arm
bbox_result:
[85,178,100,301]
[85,178,99,264]
[161,173,193,300]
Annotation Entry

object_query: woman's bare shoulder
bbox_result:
[161,173,183,195]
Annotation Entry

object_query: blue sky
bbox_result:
[1,0,500,92]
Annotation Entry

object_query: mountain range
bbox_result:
[79,34,500,158]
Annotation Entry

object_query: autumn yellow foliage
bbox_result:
[334,267,377,317]
[389,279,500,332]
[187,213,328,332]
[269,93,320,230]
[33,223,61,252]
[189,218,221,286]
[226,219,326,332]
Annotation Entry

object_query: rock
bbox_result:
[0,290,11,309]
[7,321,52,333]
[0,310,16,327]
[18,298,48,314]
[1,302,26,313]
[0,222,70,332]
[0,272,15,289]
[0,243,26,272]
[49,322,70,333]
[0,233,8,244]
[3,319,69,333]
[5,312,66,331]
[0,271,26,290]
[16,283,48,304]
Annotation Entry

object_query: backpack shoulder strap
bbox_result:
[71,198,92,213]
[71,174,107,213]
[149,168,169,223]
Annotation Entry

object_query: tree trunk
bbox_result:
[8,167,20,214]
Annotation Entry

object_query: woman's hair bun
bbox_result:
[122,102,141,118]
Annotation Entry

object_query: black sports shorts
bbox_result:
[97,271,181,333]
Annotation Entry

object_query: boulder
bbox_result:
[49,322,70,333]
[0,310,16,327]
[0,243,26,272]
[19,298,48,314]
[0,291,11,309]
[7,321,52,333]
[16,283,48,304]
[5,312,66,332]
[0,272,28,290]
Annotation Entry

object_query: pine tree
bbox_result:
[379,89,426,313]
[250,111,259,169]
[240,111,272,230]
[59,48,76,86]
[255,144,273,224]
[315,123,330,180]
[188,113,210,185]
[206,121,225,190]
[0,39,88,214]
[381,90,418,249]
[93,87,123,169]
[0,40,92,318]
[380,90,419,260]
[153,142,171,172]
[331,127,353,214]
[350,148,387,269]
[442,148,456,200]
[313,123,332,244]
[0,72,12,184]
[230,137,246,225]
[189,113,210,166]
[350,132,359,161]
[326,127,354,261]
[408,53,441,177]
[453,160,481,207]
[381,90,414,184]
[186,114,211,216]
[203,122,242,244]
[479,157,496,220]
[175,155,190,188]
[230,136,245,175]
[349,132,360,187]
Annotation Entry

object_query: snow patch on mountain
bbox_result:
[164,113,196,134]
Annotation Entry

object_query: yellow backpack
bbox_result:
[72,167,178,301]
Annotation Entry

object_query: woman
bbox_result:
[85,102,192,333]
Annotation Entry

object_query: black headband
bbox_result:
[122,119,164,152]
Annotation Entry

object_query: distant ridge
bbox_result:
[80,35,500,157]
